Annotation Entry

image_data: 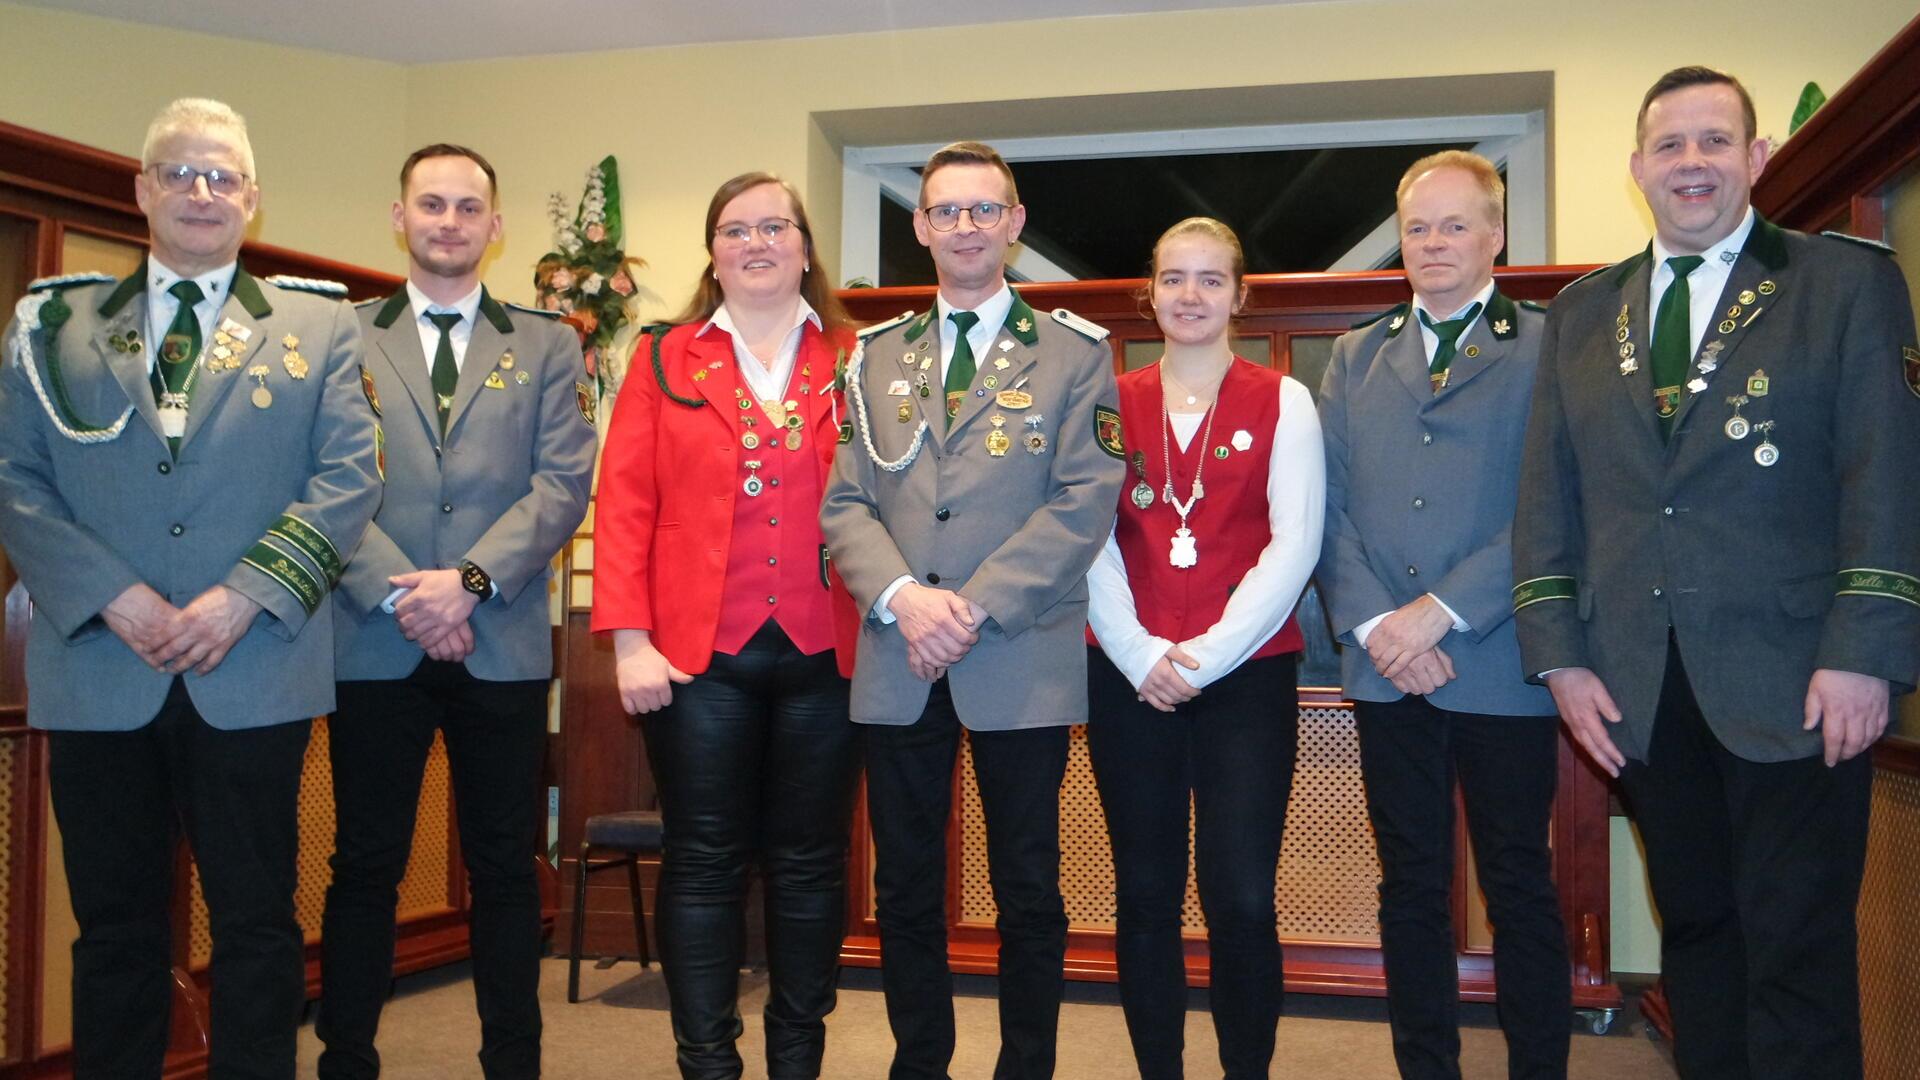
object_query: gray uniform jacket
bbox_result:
[333,289,595,682]
[0,264,381,730]
[820,292,1125,729]
[1318,289,1555,716]
[1514,216,1920,762]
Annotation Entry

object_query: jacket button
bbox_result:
[169,524,184,537]
[441,503,453,513]
[1407,565,1418,576]
[767,557,777,566]
[766,595,777,604]
[1412,497,1425,509]
[926,573,941,585]
[1652,587,1663,597]
[1422,433,1434,445]
[768,517,779,527]
[770,478,780,488]
[935,507,950,521]
[157,462,172,475]
[1662,506,1674,516]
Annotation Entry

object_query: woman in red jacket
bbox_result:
[1086,217,1325,1079]
[593,172,861,1080]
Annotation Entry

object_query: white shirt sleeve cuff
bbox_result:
[873,575,914,625]
[1352,612,1390,648]
[1429,594,1470,633]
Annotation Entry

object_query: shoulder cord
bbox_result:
[846,335,927,472]
[7,292,133,444]
[647,324,706,409]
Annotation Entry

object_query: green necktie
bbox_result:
[1651,255,1705,440]
[154,280,204,455]
[427,310,462,436]
[1418,301,1482,394]
[943,309,980,429]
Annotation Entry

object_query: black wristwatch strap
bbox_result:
[459,559,492,598]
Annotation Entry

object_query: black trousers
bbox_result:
[1353,695,1570,1080]
[1618,639,1871,1080]
[1086,647,1299,1080]
[47,677,311,1080]
[318,660,550,1080]
[639,622,861,1080]
[865,679,1071,1080]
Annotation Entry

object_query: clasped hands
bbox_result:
[104,581,261,676]
[388,568,480,662]
[888,582,987,681]
[1366,593,1457,695]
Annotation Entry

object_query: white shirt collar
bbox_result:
[697,296,820,342]
[1412,279,1496,327]
[701,298,820,403]
[1652,206,1755,276]
[406,279,484,326]
[146,257,236,309]
[935,282,1014,340]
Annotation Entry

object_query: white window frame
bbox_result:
[840,111,1547,284]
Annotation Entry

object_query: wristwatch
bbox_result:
[459,559,493,599]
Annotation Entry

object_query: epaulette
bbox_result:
[1821,231,1895,256]
[1563,264,1614,291]
[858,310,916,339]
[1050,307,1110,342]
[1350,302,1407,331]
[264,274,348,297]
[28,272,113,294]
[1519,299,1548,312]
[353,296,382,308]
[507,300,563,320]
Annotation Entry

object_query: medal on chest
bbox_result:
[1159,392,1219,569]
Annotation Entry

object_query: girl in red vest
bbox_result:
[1086,217,1325,1079]
[593,173,862,1080]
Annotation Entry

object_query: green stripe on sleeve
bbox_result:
[243,540,325,616]
[1512,575,1578,612]
[1835,568,1920,609]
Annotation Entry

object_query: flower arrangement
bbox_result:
[534,155,644,394]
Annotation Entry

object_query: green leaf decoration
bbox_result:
[597,155,623,248]
[1789,82,1826,136]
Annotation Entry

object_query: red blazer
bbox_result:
[591,320,860,677]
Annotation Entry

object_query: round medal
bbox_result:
[742,432,760,450]
[1754,441,1779,467]
[251,386,273,409]
[1131,481,1154,510]
[742,473,764,497]
[1724,415,1750,440]
[785,430,803,451]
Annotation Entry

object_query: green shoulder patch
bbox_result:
[360,366,382,417]
[1350,302,1408,331]
[837,420,853,445]
[1821,231,1896,257]
[1094,404,1125,459]
[858,310,916,340]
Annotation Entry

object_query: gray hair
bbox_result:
[141,98,256,180]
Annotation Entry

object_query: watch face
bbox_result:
[462,563,490,595]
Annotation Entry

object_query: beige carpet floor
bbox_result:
[295,959,1678,1078]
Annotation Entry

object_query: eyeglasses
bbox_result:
[715,218,799,247]
[147,163,251,198]
[920,202,1010,232]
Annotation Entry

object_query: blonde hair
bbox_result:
[142,98,256,180]
[1396,150,1504,225]
[1150,216,1246,287]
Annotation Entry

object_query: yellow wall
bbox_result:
[4,0,1910,318]
[0,2,408,272]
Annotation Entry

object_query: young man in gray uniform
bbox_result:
[317,145,595,1080]
[1318,150,1569,1080]
[0,97,381,1078]
[1515,67,1920,1078]
[820,140,1124,1079]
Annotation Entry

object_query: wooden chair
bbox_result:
[566,809,663,1003]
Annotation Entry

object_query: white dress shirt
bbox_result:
[872,282,1017,623]
[407,280,483,375]
[1649,206,1754,362]
[1085,375,1326,692]
[700,297,821,403]
[144,258,237,374]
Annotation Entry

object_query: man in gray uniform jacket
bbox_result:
[820,141,1123,1080]
[317,145,595,1080]
[0,98,380,1078]
[1514,67,1920,1078]
[1318,151,1569,1080]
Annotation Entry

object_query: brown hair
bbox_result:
[669,172,850,331]
[1139,217,1248,317]
[918,141,1020,207]
[1637,66,1758,147]
[400,143,498,203]
[1396,150,1505,225]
